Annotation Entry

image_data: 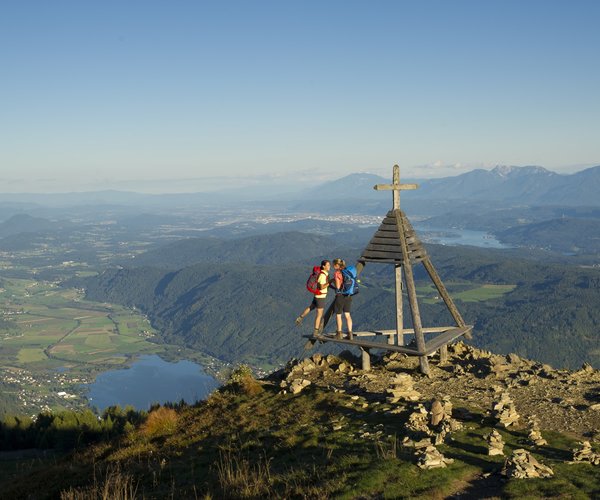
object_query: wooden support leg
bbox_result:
[361,347,371,371]
[304,339,316,350]
[439,345,448,365]
[395,210,430,376]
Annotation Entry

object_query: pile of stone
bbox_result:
[488,355,511,380]
[415,445,454,469]
[527,417,548,446]
[402,436,432,449]
[485,429,505,456]
[284,378,311,394]
[502,449,554,479]
[572,441,600,465]
[492,392,520,428]
[405,404,431,436]
[280,353,358,393]
[429,398,463,445]
[386,373,421,403]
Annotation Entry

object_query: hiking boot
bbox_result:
[295,316,303,326]
[347,331,353,340]
[335,331,343,339]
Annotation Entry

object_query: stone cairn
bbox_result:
[527,417,547,446]
[492,392,520,428]
[502,449,554,479]
[485,429,505,456]
[386,373,421,403]
[430,398,463,445]
[279,354,354,394]
[402,399,460,466]
[415,445,455,469]
[572,441,600,465]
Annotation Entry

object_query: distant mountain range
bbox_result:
[1,165,599,210]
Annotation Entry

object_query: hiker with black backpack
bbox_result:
[295,260,331,337]
[332,258,358,340]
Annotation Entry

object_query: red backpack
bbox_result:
[306,266,324,294]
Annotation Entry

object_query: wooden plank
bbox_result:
[368,236,419,247]
[365,243,402,252]
[373,326,458,335]
[305,334,424,355]
[423,326,472,354]
[361,249,403,259]
[368,236,404,244]
[361,257,423,264]
[362,249,425,259]
[351,326,458,337]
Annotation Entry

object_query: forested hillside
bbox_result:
[129,231,348,269]
[80,236,600,371]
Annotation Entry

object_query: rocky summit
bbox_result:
[278,341,600,440]
[4,341,600,499]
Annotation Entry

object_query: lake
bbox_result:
[87,354,220,411]
[414,225,510,249]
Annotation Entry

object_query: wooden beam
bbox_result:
[395,209,430,375]
[361,347,371,371]
[421,257,472,340]
[394,264,402,345]
[374,183,419,191]
[305,334,424,355]
[423,326,472,354]
[305,325,472,357]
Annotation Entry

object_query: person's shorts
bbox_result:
[311,296,327,309]
[334,294,352,314]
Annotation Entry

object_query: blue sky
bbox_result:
[1,0,599,192]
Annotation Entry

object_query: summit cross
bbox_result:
[373,164,418,210]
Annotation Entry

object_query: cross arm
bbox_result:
[373,183,419,191]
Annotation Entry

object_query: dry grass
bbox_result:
[226,364,264,396]
[140,407,179,438]
[60,465,138,500]
[215,447,273,498]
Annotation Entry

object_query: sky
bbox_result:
[1,0,599,193]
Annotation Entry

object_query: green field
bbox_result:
[416,282,516,304]
[0,277,167,415]
[1,278,161,369]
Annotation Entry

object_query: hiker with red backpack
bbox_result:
[295,259,331,337]
[332,258,358,339]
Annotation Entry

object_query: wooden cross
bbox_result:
[373,164,418,209]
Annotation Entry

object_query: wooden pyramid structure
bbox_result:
[309,165,472,375]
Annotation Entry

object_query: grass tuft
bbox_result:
[140,406,178,438]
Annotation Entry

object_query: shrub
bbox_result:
[226,365,263,396]
[140,407,178,438]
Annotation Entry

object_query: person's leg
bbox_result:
[335,314,343,338]
[344,297,353,339]
[296,302,315,325]
[313,307,324,336]
[334,295,344,338]
[345,312,353,337]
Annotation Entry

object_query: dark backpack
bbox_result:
[306,266,324,294]
[341,266,358,296]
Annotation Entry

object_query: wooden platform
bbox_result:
[304,326,472,357]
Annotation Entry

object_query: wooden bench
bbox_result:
[304,325,472,370]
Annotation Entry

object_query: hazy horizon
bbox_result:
[0,163,597,195]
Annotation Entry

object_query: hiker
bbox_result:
[295,260,331,336]
[332,258,357,340]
